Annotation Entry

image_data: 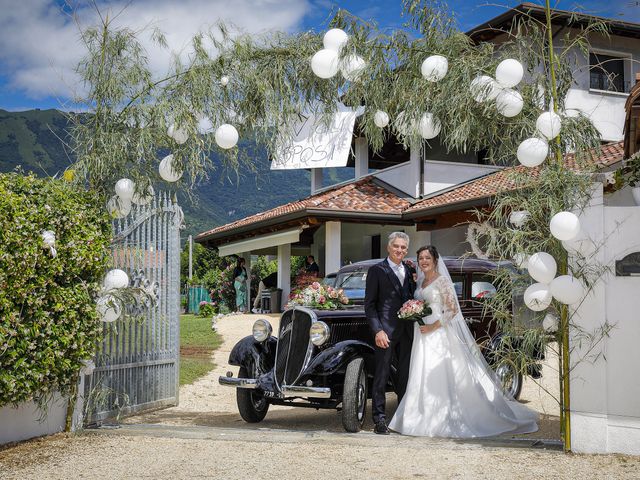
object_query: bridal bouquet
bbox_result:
[398,299,432,326]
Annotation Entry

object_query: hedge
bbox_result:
[0,172,111,407]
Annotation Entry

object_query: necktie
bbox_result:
[394,263,405,284]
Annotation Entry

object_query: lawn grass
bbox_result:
[179,314,223,386]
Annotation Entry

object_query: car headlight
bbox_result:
[252,318,272,343]
[309,321,330,346]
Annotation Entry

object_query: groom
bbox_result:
[364,232,416,434]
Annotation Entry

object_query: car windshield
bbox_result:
[334,270,367,298]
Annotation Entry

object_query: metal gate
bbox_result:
[82,193,182,424]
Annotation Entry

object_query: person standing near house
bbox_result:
[233,258,248,313]
[305,255,320,275]
[364,232,416,435]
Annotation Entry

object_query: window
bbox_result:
[471,274,498,300]
[590,52,627,93]
[450,274,465,299]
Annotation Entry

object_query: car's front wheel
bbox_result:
[342,357,367,432]
[236,365,269,423]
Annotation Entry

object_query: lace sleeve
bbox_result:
[438,277,459,325]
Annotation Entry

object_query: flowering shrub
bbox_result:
[0,173,111,407]
[199,301,217,318]
[287,282,349,310]
[204,264,235,309]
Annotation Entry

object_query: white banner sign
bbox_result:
[271,105,362,170]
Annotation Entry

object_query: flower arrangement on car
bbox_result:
[398,299,432,326]
[287,281,350,310]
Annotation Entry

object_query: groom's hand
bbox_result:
[375,330,390,349]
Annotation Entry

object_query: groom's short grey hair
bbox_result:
[388,231,410,246]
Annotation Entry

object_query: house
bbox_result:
[195,4,640,304]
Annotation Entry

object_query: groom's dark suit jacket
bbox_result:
[364,259,416,340]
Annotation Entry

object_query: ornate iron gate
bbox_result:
[83,193,182,424]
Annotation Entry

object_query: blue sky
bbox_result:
[0,0,636,111]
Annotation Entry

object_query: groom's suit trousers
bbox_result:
[371,326,413,423]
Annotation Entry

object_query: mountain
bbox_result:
[0,109,352,239]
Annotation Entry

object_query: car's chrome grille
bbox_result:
[329,320,372,345]
[275,309,312,386]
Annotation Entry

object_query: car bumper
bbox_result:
[218,376,332,398]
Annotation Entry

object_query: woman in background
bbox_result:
[233,258,248,313]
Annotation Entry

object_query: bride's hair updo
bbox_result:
[417,245,439,261]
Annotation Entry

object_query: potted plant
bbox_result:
[622,153,640,205]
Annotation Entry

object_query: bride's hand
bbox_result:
[419,322,441,335]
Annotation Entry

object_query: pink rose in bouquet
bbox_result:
[397,299,432,326]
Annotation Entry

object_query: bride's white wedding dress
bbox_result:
[389,275,538,437]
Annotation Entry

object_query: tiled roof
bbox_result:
[196,141,625,241]
[195,176,412,241]
[406,141,624,215]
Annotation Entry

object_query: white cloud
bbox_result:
[0,0,310,100]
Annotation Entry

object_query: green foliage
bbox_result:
[198,301,217,318]
[181,243,225,285]
[179,314,222,386]
[203,263,236,308]
[620,152,640,187]
[0,172,111,407]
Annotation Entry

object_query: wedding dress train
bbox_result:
[389,275,538,438]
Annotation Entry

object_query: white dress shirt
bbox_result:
[387,258,405,284]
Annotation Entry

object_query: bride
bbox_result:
[389,245,538,437]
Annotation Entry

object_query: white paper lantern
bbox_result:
[513,252,530,269]
[220,75,229,87]
[542,313,559,332]
[562,230,596,256]
[517,138,549,168]
[419,112,441,139]
[115,178,135,201]
[197,116,214,135]
[550,275,584,305]
[470,75,500,103]
[341,54,366,82]
[104,269,129,291]
[509,210,530,228]
[495,59,524,88]
[536,111,562,140]
[524,283,552,311]
[159,154,182,182]
[527,252,557,285]
[374,110,389,128]
[97,295,121,323]
[311,49,339,79]
[132,185,154,206]
[106,195,131,218]
[550,211,581,241]
[421,55,448,82]
[215,124,239,149]
[323,28,349,52]
[495,89,524,117]
[167,124,188,145]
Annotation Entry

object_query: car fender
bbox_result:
[301,340,375,377]
[228,335,277,373]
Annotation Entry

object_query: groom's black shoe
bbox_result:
[374,420,390,435]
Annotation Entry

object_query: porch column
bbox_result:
[355,137,369,179]
[242,252,252,313]
[311,168,323,194]
[325,221,341,274]
[277,244,291,311]
[409,139,422,198]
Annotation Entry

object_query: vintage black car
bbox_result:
[219,256,537,432]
